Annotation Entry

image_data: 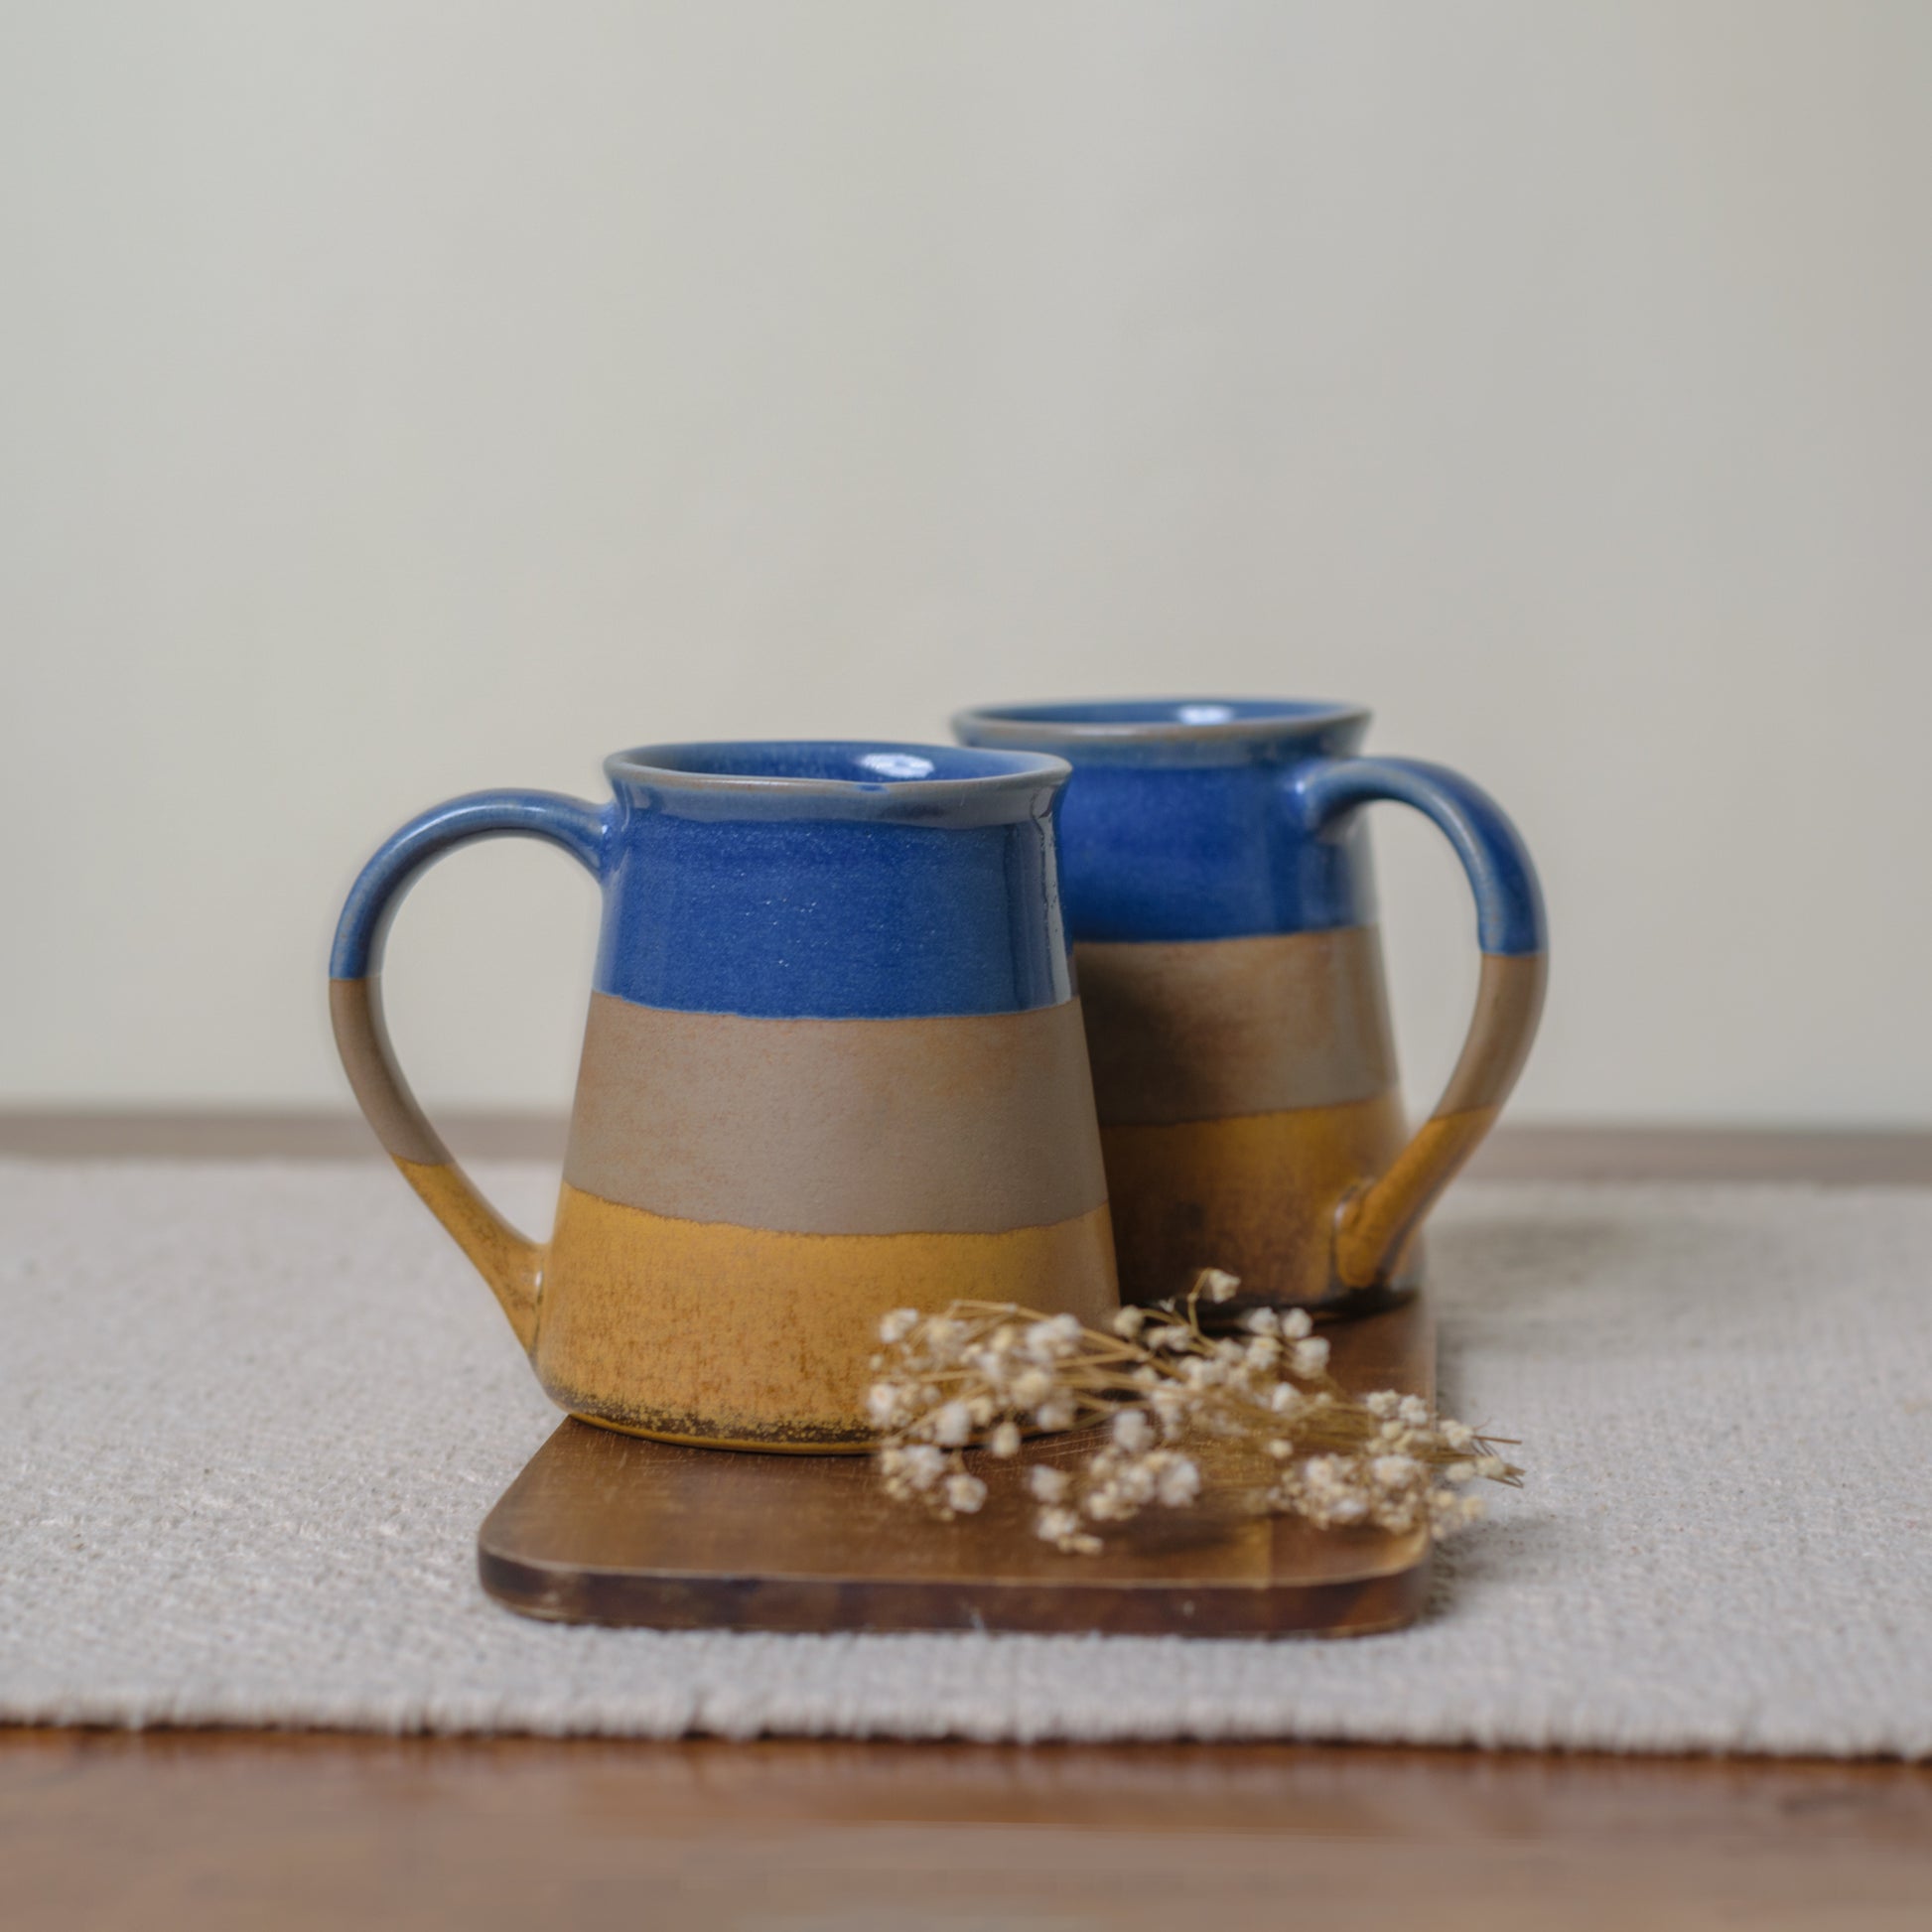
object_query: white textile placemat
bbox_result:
[1,1160,1927,1755]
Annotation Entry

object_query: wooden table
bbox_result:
[4,1117,1929,1930]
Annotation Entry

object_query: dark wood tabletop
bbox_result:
[4,1116,1929,1930]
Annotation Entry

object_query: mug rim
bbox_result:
[951,698,1370,748]
[604,739,1072,823]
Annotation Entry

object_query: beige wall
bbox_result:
[3,2,1929,1123]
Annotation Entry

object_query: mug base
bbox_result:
[567,1409,874,1456]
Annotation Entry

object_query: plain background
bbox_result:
[2,2,1928,1125]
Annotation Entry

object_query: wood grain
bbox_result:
[480,1293,1433,1636]
[2,1728,1928,1931]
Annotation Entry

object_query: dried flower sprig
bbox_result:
[868,1270,1521,1555]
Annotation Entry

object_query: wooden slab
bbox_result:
[479,1291,1434,1638]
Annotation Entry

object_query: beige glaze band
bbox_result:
[1074,928,1398,1126]
[330,977,449,1167]
[563,993,1110,1236]
[335,977,544,1346]
[1436,952,1548,1116]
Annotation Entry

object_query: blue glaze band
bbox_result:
[330,791,609,980]
[956,699,1378,939]
[1290,758,1547,957]
[1046,760,1378,940]
[953,699,1546,952]
[331,744,1078,1019]
[594,812,1071,1017]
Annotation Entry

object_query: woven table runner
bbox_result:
[2,1161,1926,1754]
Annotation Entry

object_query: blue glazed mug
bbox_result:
[330,742,1119,1449]
[953,700,1547,1313]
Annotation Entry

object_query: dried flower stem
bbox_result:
[868,1271,1521,1554]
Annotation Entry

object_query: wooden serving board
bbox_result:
[479,1291,1433,1638]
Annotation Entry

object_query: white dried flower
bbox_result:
[1028,1464,1070,1502]
[1154,1453,1201,1507]
[942,1471,987,1514]
[1025,1313,1083,1358]
[931,1400,973,1448]
[1011,1367,1053,1406]
[868,1293,1520,1558]
[1430,1490,1486,1534]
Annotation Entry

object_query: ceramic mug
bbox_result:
[330,741,1119,1449]
[953,700,1547,1314]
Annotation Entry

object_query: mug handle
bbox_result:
[1287,758,1548,1292]
[328,791,609,1348]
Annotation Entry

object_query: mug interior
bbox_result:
[952,699,1371,763]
